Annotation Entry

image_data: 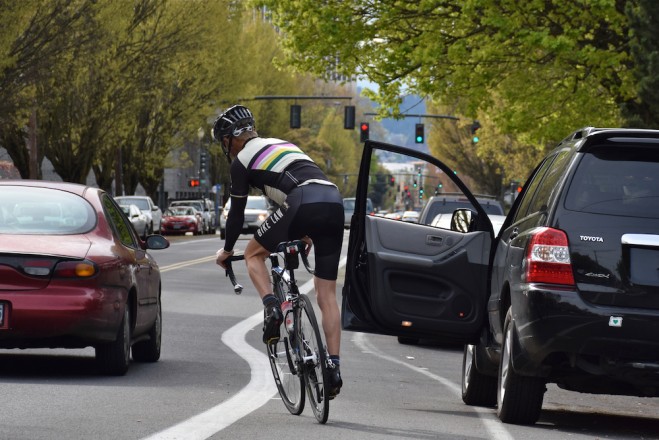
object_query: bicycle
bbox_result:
[225,240,331,424]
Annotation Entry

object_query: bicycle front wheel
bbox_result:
[297,294,330,424]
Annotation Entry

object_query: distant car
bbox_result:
[219,195,272,239]
[0,181,169,375]
[114,196,162,235]
[161,206,203,236]
[384,211,403,220]
[431,213,507,236]
[119,204,149,238]
[343,197,374,228]
[401,211,420,223]
[169,198,216,234]
[418,193,504,226]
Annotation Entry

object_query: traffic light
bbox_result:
[360,122,369,142]
[414,123,424,143]
[419,186,424,198]
[470,120,481,143]
[188,178,200,187]
[389,175,395,187]
[290,104,301,129]
[344,106,355,130]
[199,150,208,175]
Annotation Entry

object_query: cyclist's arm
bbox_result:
[224,161,250,252]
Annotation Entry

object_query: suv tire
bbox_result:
[497,307,545,424]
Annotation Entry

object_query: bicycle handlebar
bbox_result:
[225,252,245,294]
[223,240,315,295]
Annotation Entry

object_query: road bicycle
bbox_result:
[225,240,331,424]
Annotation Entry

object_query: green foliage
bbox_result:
[256,0,636,145]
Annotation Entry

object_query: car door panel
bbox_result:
[342,140,493,344]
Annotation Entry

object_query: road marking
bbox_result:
[160,255,216,272]
[144,256,347,439]
[353,333,514,440]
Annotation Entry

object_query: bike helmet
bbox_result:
[212,105,256,163]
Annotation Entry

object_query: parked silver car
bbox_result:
[114,196,162,235]
[119,204,149,238]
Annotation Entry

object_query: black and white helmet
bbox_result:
[212,105,255,142]
[212,105,256,164]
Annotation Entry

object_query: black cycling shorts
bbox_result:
[254,184,344,280]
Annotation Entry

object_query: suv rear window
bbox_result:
[565,147,659,218]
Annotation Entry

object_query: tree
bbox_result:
[256,0,638,146]
[621,0,659,128]
[0,0,99,178]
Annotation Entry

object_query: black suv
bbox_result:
[342,128,659,426]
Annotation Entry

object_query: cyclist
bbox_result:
[213,105,344,398]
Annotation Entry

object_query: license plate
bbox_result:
[630,248,659,286]
[173,224,182,229]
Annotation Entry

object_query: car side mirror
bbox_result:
[153,206,159,211]
[451,208,478,233]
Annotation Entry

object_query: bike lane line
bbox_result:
[144,256,348,440]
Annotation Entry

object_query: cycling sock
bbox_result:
[329,355,340,366]
[262,294,278,307]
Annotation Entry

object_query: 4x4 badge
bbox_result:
[580,235,604,242]
[609,316,623,327]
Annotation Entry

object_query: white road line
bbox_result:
[144,256,347,439]
[352,333,514,440]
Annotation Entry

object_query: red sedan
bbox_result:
[161,206,203,235]
[0,181,169,375]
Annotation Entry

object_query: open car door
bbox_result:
[342,141,494,344]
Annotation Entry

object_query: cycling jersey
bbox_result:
[224,138,343,279]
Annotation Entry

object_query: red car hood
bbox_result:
[0,234,92,258]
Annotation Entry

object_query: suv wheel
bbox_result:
[497,307,546,424]
[461,343,497,407]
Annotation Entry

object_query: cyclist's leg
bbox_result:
[243,238,272,298]
[289,185,344,356]
[314,276,341,356]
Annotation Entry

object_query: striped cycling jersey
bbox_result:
[230,137,335,205]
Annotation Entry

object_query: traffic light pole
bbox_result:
[363,113,459,120]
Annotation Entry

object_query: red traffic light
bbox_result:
[359,122,370,142]
[188,178,200,187]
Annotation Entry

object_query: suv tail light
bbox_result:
[525,227,575,286]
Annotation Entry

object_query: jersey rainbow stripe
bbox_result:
[251,143,312,172]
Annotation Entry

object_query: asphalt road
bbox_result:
[1,231,658,440]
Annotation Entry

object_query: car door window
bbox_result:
[102,195,139,248]
[364,150,473,229]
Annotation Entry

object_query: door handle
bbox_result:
[509,227,519,240]
[426,235,443,246]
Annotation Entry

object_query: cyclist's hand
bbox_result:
[215,248,234,269]
[301,236,313,256]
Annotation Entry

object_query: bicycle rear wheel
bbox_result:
[297,294,330,424]
[267,277,304,415]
